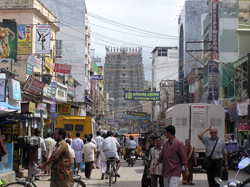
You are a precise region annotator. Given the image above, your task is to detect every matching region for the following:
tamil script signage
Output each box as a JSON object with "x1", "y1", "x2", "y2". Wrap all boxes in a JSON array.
[
  {"x1": 54, "y1": 64, "x2": 71, "y2": 74},
  {"x1": 28, "y1": 102, "x2": 35, "y2": 113},
  {"x1": 23, "y1": 76, "x2": 46, "y2": 95},
  {"x1": 90, "y1": 75, "x2": 103, "y2": 80},
  {"x1": 124, "y1": 91, "x2": 160, "y2": 101},
  {"x1": 127, "y1": 111, "x2": 147, "y2": 117},
  {"x1": 208, "y1": 61, "x2": 219, "y2": 101},
  {"x1": 212, "y1": 0, "x2": 219, "y2": 58},
  {"x1": 27, "y1": 54, "x2": 42, "y2": 69}
]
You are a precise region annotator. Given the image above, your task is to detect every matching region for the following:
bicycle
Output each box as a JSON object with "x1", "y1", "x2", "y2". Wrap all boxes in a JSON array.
[
  {"x1": 4, "y1": 165, "x2": 86, "y2": 187},
  {"x1": 106, "y1": 158, "x2": 117, "y2": 186}
]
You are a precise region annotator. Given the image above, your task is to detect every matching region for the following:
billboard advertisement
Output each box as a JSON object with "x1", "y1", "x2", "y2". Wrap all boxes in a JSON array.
[
  {"x1": 35, "y1": 25, "x2": 51, "y2": 54},
  {"x1": 17, "y1": 25, "x2": 32, "y2": 54},
  {"x1": 124, "y1": 91, "x2": 160, "y2": 101},
  {"x1": 0, "y1": 19, "x2": 17, "y2": 61}
]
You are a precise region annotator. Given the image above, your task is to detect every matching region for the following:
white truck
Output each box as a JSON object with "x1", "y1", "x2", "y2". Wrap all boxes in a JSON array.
[{"x1": 165, "y1": 103, "x2": 225, "y2": 167}]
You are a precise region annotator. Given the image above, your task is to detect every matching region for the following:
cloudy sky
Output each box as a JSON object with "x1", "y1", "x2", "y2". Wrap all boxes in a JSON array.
[{"x1": 86, "y1": 0, "x2": 185, "y2": 80}]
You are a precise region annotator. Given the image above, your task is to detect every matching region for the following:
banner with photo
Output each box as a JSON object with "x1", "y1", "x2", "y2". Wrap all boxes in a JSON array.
[
  {"x1": 17, "y1": 25, "x2": 32, "y2": 54},
  {"x1": 35, "y1": 25, "x2": 51, "y2": 54},
  {"x1": 0, "y1": 19, "x2": 17, "y2": 60}
]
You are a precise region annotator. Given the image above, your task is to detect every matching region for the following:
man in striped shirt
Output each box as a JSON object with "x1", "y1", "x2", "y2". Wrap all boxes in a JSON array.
[{"x1": 147, "y1": 136, "x2": 163, "y2": 187}]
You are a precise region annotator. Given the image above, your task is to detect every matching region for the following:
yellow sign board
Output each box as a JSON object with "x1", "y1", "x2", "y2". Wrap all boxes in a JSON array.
[
  {"x1": 45, "y1": 57, "x2": 54, "y2": 72},
  {"x1": 17, "y1": 25, "x2": 32, "y2": 54},
  {"x1": 28, "y1": 102, "x2": 35, "y2": 113}
]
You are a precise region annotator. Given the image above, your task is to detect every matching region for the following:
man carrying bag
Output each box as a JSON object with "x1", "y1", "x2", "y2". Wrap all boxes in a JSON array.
[{"x1": 198, "y1": 126, "x2": 228, "y2": 187}]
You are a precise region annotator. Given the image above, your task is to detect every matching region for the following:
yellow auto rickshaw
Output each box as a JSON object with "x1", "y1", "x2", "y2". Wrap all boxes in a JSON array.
[{"x1": 124, "y1": 133, "x2": 142, "y2": 158}]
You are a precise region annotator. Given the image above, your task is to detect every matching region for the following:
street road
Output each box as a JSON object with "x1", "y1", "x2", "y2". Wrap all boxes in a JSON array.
[{"x1": 33, "y1": 159, "x2": 250, "y2": 187}]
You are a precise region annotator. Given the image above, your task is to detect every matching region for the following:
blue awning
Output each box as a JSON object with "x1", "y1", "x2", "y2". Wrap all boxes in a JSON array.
[{"x1": 0, "y1": 102, "x2": 19, "y2": 115}]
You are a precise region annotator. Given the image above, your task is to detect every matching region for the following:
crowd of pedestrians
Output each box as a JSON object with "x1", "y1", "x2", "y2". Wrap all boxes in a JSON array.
[{"x1": 29, "y1": 124, "x2": 234, "y2": 187}]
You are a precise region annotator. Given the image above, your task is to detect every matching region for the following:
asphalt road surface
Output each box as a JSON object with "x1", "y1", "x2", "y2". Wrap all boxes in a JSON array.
[{"x1": 30, "y1": 159, "x2": 250, "y2": 187}]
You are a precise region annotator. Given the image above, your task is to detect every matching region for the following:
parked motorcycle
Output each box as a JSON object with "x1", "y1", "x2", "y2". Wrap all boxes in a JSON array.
[
  {"x1": 127, "y1": 149, "x2": 136, "y2": 167},
  {"x1": 215, "y1": 157, "x2": 250, "y2": 187},
  {"x1": 229, "y1": 148, "x2": 250, "y2": 170}
]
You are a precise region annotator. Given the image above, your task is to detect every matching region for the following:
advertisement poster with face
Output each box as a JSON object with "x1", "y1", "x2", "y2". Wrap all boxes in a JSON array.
[
  {"x1": 0, "y1": 19, "x2": 17, "y2": 61},
  {"x1": 18, "y1": 25, "x2": 32, "y2": 54}
]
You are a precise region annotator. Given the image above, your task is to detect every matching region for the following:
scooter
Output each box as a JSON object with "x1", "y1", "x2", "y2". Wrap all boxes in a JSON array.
[
  {"x1": 127, "y1": 149, "x2": 136, "y2": 167},
  {"x1": 215, "y1": 157, "x2": 250, "y2": 187}
]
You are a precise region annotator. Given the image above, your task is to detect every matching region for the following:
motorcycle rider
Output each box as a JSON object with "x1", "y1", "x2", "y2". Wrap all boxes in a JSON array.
[{"x1": 125, "y1": 135, "x2": 138, "y2": 160}]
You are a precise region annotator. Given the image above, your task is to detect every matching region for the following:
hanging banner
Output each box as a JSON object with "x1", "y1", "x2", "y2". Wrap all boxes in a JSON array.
[
  {"x1": 26, "y1": 54, "x2": 42, "y2": 69},
  {"x1": 56, "y1": 40, "x2": 62, "y2": 58},
  {"x1": 124, "y1": 91, "x2": 160, "y2": 101},
  {"x1": 45, "y1": 57, "x2": 54, "y2": 72},
  {"x1": 228, "y1": 107, "x2": 237, "y2": 122},
  {"x1": 90, "y1": 75, "x2": 103, "y2": 80},
  {"x1": 17, "y1": 25, "x2": 32, "y2": 54},
  {"x1": 237, "y1": 99, "x2": 249, "y2": 116},
  {"x1": 35, "y1": 25, "x2": 51, "y2": 54}
]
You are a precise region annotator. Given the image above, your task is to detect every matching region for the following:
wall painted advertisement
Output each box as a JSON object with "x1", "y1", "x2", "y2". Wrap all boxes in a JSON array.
[
  {"x1": 17, "y1": 25, "x2": 32, "y2": 54},
  {"x1": 35, "y1": 25, "x2": 51, "y2": 54},
  {"x1": 0, "y1": 19, "x2": 17, "y2": 61}
]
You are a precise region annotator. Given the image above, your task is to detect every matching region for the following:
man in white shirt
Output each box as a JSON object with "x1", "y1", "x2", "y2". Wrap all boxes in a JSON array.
[
  {"x1": 71, "y1": 132, "x2": 84, "y2": 175},
  {"x1": 94, "y1": 131, "x2": 104, "y2": 169},
  {"x1": 82, "y1": 136, "x2": 97, "y2": 179},
  {"x1": 97, "y1": 135, "x2": 107, "y2": 180},
  {"x1": 102, "y1": 131, "x2": 121, "y2": 177}
]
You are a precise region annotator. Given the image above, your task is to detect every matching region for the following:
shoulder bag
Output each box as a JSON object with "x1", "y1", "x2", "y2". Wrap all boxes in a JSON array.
[{"x1": 203, "y1": 138, "x2": 219, "y2": 170}]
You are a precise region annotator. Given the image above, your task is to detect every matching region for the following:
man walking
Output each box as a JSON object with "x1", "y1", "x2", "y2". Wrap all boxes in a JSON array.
[
  {"x1": 82, "y1": 136, "x2": 97, "y2": 179},
  {"x1": 152, "y1": 125, "x2": 189, "y2": 187},
  {"x1": 147, "y1": 136, "x2": 163, "y2": 187},
  {"x1": 44, "y1": 133, "x2": 56, "y2": 174},
  {"x1": 94, "y1": 131, "x2": 104, "y2": 169},
  {"x1": 65, "y1": 133, "x2": 72, "y2": 145},
  {"x1": 71, "y1": 132, "x2": 84, "y2": 175},
  {"x1": 198, "y1": 126, "x2": 228, "y2": 187},
  {"x1": 39, "y1": 128, "x2": 73, "y2": 187}
]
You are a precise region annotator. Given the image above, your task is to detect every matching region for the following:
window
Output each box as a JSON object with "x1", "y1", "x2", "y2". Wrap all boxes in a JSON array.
[
  {"x1": 75, "y1": 124, "x2": 84, "y2": 131},
  {"x1": 158, "y1": 49, "x2": 168, "y2": 56},
  {"x1": 64, "y1": 124, "x2": 73, "y2": 131}
]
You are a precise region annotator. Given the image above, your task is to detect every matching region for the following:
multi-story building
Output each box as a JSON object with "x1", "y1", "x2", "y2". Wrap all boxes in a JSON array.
[
  {"x1": 40, "y1": 0, "x2": 88, "y2": 101},
  {"x1": 104, "y1": 47, "x2": 145, "y2": 120},
  {"x1": 178, "y1": 0, "x2": 208, "y2": 103},
  {"x1": 151, "y1": 47, "x2": 178, "y2": 121},
  {"x1": 203, "y1": 0, "x2": 238, "y2": 102}
]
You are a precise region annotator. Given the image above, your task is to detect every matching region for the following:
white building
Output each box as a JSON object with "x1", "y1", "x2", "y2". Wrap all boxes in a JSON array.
[{"x1": 151, "y1": 47, "x2": 179, "y2": 121}]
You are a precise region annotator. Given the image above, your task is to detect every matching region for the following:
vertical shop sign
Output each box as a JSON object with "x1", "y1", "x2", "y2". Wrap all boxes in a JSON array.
[
  {"x1": 17, "y1": 25, "x2": 32, "y2": 54},
  {"x1": 26, "y1": 63, "x2": 33, "y2": 76},
  {"x1": 212, "y1": 0, "x2": 218, "y2": 59}
]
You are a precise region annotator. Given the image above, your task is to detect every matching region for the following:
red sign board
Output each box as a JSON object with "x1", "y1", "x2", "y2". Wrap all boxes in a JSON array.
[
  {"x1": 23, "y1": 76, "x2": 46, "y2": 95},
  {"x1": 239, "y1": 123, "x2": 249, "y2": 131},
  {"x1": 54, "y1": 64, "x2": 71, "y2": 74}
]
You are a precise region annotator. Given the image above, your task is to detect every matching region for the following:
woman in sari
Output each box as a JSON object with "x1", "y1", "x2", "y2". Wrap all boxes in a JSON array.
[{"x1": 182, "y1": 139, "x2": 197, "y2": 185}]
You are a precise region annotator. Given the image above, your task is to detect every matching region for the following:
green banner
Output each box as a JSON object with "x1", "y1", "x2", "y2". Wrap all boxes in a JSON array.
[
  {"x1": 26, "y1": 63, "x2": 33, "y2": 75},
  {"x1": 95, "y1": 63, "x2": 98, "y2": 74},
  {"x1": 124, "y1": 91, "x2": 160, "y2": 101}
]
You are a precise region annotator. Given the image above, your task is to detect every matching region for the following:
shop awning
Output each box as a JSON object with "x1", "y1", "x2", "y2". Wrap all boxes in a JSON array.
[{"x1": 0, "y1": 102, "x2": 19, "y2": 116}]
